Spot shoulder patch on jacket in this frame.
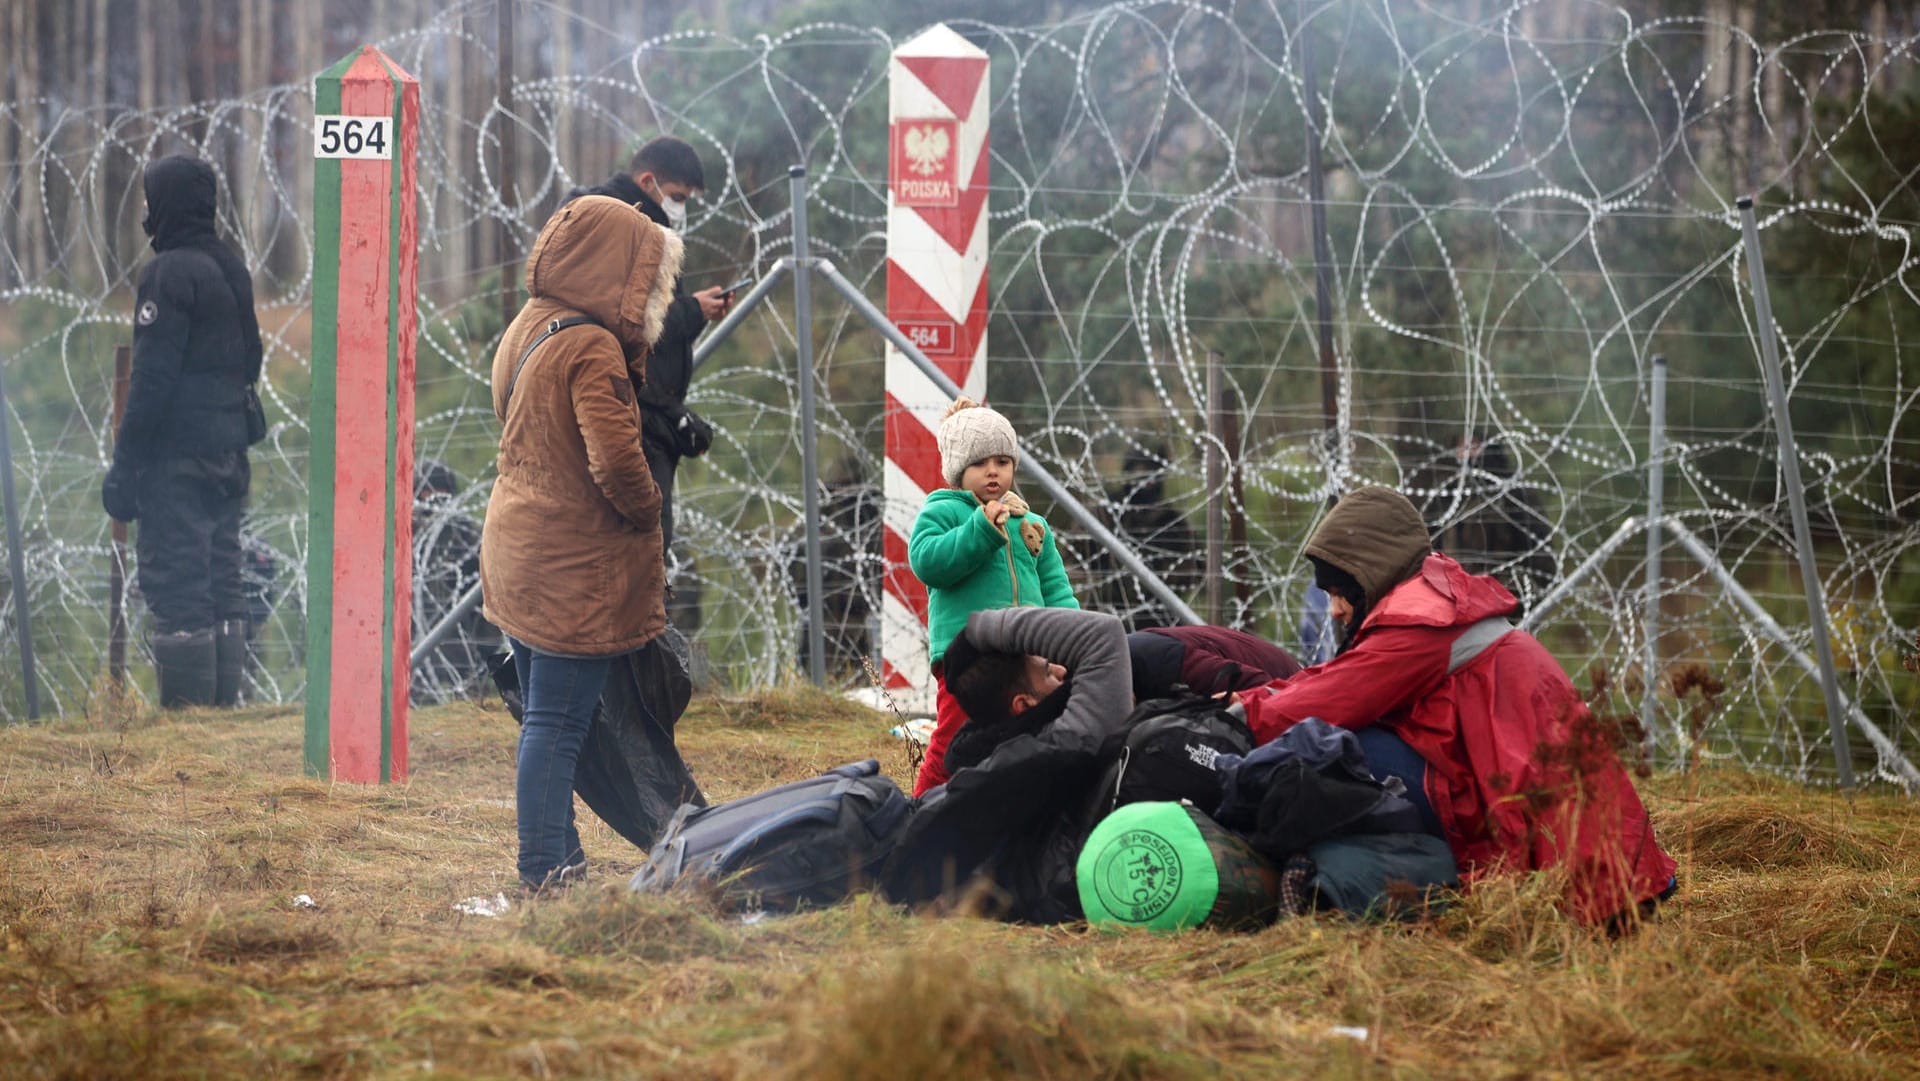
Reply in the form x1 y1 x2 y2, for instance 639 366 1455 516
609 375 634 405
136 300 159 326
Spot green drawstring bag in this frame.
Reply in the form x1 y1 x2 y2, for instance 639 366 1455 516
1077 802 1279 932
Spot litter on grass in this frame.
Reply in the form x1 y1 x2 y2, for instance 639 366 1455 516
887 718 935 745
455 893 514 917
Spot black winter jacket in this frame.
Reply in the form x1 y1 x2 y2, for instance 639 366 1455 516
120 155 261 463
561 172 708 458
884 608 1133 923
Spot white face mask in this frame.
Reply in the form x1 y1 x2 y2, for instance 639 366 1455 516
645 179 688 230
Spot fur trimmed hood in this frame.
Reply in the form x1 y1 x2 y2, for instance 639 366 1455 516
523 194 684 357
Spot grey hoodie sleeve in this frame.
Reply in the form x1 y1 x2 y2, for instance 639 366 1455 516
961 607 1132 756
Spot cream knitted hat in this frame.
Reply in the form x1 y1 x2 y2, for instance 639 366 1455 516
937 397 1019 488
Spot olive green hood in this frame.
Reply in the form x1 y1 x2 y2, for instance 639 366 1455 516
1303 486 1432 610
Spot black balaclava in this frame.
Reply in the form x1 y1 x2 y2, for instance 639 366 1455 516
142 155 220 252
1309 554 1368 653
1302 486 1434 655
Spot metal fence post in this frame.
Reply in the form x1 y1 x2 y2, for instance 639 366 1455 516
0 355 40 719
1736 195 1855 789
790 166 827 686
109 346 131 690
1205 350 1224 624
1642 353 1667 766
1662 520 1918 789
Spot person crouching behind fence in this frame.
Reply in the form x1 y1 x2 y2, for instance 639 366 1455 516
1229 486 1677 926
907 399 1082 796
480 195 682 894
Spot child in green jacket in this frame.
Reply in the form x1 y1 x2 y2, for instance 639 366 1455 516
908 398 1081 794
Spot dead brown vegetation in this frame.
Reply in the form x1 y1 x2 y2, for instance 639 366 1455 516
0 688 1914 1079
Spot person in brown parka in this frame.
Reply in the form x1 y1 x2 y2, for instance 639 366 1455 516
480 194 683 891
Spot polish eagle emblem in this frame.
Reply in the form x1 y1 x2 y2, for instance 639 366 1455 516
903 124 951 176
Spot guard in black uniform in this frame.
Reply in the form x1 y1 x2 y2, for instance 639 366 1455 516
102 154 264 707
563 135 728 553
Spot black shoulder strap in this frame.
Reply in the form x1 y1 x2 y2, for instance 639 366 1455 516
502 316 602 416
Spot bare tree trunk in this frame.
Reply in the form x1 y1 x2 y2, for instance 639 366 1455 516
447 12 471 295
189 0 218 137
57 0 83 290
301 1 325 98
1868 1 1888 85
0 3 15 291
295 0 325 286
1703 0 1733 194
60 0 78 105
18 0 47 280
236 0 266 262
265 0 300 288
100 0 139 285
93 0 108 107
556 2 575 184
498 0 518 332
1766 32 1792 194
1731 1 1754 194
93 0 111 287
139 0 158 118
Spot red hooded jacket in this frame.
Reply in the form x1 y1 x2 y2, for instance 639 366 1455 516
1244 489 1675 924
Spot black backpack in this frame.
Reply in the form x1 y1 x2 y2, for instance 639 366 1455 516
1105 692 1255 812
630 759 912 912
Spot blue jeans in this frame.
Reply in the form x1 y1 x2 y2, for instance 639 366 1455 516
510 636 613 888
1354 725 1444 839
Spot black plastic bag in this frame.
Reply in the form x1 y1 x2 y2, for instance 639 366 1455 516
491 628 706 852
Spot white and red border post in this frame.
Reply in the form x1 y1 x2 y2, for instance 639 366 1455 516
883 25 990 713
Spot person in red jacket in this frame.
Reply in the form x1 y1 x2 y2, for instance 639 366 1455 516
1234 486 1676 926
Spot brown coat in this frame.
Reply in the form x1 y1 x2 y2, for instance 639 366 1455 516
480 196 684 656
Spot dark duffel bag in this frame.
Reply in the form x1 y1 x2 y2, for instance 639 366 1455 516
631 759 911 913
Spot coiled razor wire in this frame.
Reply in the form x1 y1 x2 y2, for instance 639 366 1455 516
0 1 1916 789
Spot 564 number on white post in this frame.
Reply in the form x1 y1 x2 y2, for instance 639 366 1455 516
313 115 392 160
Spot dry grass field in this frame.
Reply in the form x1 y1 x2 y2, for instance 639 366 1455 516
2 685 1916 1079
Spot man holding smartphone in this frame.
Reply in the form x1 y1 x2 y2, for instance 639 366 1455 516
563 135 730 553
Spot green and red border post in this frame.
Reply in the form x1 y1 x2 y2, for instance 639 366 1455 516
305 46 419 783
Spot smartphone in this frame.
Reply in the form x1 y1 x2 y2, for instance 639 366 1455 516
721 275 754 297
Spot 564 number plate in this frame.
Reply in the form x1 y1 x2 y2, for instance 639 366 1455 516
313 115 393 160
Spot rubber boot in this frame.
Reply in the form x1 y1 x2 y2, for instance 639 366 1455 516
151 628 217 708
213 618 249 707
